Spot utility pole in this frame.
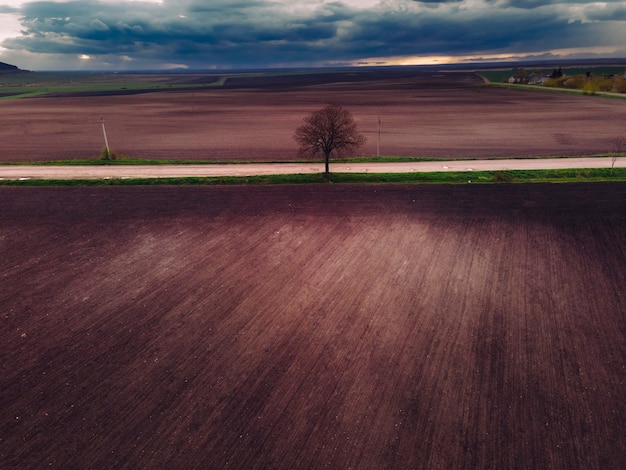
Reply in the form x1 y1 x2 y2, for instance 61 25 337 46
100 116 110 158
377 116 381 157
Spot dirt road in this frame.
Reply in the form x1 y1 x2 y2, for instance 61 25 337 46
0 157 623 180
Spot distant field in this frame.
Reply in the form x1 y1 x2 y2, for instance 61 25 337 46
0 71 226 99
2 68 626 162
1 183 625 469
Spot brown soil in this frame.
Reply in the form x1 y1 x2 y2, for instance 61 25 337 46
2 71 626 161
1 183 625 469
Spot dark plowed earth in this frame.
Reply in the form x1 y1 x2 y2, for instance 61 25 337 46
2 70 626 161
1 183 625 469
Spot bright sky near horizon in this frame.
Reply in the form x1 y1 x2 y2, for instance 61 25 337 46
0 0 625 71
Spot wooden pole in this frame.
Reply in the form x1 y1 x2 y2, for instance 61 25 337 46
377 116 381 157
100 116 110 157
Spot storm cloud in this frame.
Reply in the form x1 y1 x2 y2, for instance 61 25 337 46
0 0 624 70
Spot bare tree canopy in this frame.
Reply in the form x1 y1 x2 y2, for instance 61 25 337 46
294 104 366 176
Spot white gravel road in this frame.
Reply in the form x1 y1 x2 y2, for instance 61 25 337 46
0 157 624 180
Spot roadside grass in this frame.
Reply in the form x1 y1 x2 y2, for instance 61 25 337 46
2 167 625 186
1 153 620 166
330 167 626 184
335 156 453 163
1 155 444 166
0 157 324 166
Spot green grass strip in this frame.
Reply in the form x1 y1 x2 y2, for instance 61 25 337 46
328 168 626 184
2 154 620 166
3 157 327 166
1 168 625 186
0 174 327 186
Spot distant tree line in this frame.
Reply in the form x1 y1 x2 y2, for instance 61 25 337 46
507 65 626 94
550 67 563 79
544 73 626 94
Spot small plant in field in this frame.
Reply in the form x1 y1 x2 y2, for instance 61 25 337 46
610 137 625 174
100 147 121 161
494 171 514 182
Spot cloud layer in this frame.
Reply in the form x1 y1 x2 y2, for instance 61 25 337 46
1 0 625 70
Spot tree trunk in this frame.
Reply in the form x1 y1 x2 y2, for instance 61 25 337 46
324 151 330 178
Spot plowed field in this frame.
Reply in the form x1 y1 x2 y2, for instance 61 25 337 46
1 183 625 469
2 70 626 161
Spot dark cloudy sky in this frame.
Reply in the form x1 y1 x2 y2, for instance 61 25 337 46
0 0 624 70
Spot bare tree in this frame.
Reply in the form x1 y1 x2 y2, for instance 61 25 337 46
611 137 625 174
294 104 366 177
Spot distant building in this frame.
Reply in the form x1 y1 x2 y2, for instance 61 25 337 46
508 74 549 85
527 74 549 85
